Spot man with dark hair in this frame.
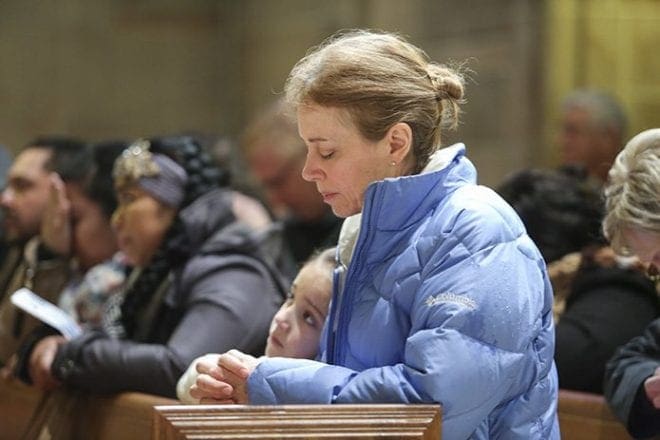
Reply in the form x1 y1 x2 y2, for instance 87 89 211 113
0 136 89 364
1 137 90 244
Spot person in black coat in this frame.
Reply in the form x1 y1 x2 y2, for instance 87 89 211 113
498 166 659 394
17 136 289 398
602 128 660 438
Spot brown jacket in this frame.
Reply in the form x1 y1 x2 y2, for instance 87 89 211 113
0 238 71 365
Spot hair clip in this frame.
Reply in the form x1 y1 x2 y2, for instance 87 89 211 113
113 139 161 188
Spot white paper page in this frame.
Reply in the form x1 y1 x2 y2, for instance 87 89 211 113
11 288 82 340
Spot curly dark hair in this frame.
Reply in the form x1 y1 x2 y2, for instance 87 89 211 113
497 166 605 263
119 135 230 338
85 140 129 218
23 136 91 182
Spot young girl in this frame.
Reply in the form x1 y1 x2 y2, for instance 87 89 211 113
177 248 334 404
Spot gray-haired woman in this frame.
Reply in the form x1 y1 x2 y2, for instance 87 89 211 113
603 128 660 439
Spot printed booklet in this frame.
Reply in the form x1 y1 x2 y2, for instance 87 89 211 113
11 288 82 339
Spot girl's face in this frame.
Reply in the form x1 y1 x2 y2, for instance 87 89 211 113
67 183 117 271
622 226 660 273
111 185 176 267
265 262 332 359
298 104 395 218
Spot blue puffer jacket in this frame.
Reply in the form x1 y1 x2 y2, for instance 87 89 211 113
248 144 559 439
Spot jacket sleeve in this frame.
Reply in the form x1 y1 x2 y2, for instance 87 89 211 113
51 262 279 398
555 272 659 393
604 318 660 438
0 240 71 365
249 235 556 439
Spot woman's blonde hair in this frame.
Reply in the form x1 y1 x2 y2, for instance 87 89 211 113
284 29 465 172
603 128 660 252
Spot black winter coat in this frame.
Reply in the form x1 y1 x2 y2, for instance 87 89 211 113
605 317 660 438
49 189 288 397
556 265 659 394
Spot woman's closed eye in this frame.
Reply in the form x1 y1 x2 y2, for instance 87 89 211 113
320 151 335 160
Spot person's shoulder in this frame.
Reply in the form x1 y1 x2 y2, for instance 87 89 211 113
428 184 524 247
180 227 285 290
182 244 257 277
452 184 519 220
175 250 278 308
645 317 660 337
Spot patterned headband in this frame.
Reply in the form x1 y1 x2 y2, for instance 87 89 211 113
113 139 188 208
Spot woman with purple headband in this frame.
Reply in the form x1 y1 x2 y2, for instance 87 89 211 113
18 135 288 398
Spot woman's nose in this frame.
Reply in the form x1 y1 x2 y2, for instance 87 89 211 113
301 153 323 182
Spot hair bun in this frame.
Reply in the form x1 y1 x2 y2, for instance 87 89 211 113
428 64 464 101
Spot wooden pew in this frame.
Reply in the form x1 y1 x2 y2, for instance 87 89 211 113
0 378 176 440
152 390 634 439
0 379 42 439
152 404 442 439
558 389 632 440
71 391 177 439
0 377 635 440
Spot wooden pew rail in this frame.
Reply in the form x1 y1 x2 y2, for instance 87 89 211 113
152 404 442 439
0 378 176 440
558 389 632 440
1 378 635 439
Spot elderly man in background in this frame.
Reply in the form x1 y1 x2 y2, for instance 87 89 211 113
558 88 627 183
241 99 341 265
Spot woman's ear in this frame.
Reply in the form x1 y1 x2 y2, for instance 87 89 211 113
386 122 413 164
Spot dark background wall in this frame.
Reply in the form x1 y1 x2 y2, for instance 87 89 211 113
0 0 657 186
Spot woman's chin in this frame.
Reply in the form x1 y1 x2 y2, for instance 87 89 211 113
330 205 359 218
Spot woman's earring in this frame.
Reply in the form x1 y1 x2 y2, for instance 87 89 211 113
390 161 397 166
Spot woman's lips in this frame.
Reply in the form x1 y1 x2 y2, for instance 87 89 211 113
321 192 337 203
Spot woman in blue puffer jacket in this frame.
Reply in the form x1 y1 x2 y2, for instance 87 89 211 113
191 29 560 439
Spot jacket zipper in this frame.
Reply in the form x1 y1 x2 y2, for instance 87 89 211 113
329 185 380 365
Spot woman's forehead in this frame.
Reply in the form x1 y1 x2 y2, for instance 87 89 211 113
621 226 660 262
